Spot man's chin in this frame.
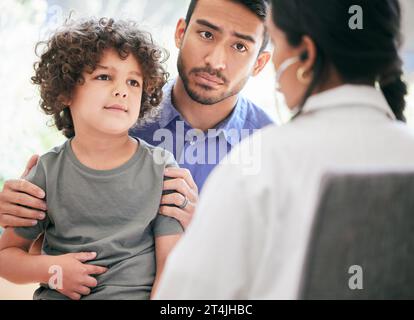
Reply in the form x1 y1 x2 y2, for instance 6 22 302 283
187 89 224 105
194 83 215 92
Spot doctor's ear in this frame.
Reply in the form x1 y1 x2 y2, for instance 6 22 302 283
300 35 317 71
300 51 309 61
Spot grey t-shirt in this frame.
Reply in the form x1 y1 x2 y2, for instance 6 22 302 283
14 138 183 300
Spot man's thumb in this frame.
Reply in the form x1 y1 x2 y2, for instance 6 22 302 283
21 154 40 178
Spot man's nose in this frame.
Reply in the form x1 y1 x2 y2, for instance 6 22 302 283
204 46 227 71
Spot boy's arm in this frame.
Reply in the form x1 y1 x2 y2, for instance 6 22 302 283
0 228 108 300
150 234 181 299
0 228 50 284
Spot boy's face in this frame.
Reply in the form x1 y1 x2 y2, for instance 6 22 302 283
67 48 143 136
175 0 269 105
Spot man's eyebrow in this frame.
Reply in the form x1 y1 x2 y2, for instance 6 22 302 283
195 19 222 32
233 32 256 44
195 19 256 44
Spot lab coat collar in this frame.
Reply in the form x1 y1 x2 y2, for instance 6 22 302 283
301 84 396 120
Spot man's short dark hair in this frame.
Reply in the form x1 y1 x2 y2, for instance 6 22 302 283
184 0 269 52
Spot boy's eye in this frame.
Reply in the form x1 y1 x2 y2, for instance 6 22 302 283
96 74 111 81
232 43 247 53
199 31 213 40
128 79 140 87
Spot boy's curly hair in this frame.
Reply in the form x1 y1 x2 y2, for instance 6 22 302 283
32 18 169 138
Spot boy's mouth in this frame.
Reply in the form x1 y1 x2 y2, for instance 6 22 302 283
104 104 128 112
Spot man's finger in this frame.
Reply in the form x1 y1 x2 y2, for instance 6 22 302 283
160 192 186 206
160 193 196 213
164 167 198 191
20 155 40 179
159 205 191 229
163 178 197 203
6 192 47 211
159 205 183 219
4 179 45 199
0 203 45 220
0 214 38 228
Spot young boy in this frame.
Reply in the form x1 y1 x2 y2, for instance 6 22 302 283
0 18 182 300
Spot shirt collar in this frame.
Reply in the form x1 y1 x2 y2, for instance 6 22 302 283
214 97 248 146
158 79 182 128
301 84 396 120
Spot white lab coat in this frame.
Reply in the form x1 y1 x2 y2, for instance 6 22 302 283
155 85 414 299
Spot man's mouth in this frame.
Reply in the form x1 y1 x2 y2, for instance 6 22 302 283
194 72 225 86
104 104 128 112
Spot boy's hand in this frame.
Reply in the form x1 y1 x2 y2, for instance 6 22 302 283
48 252 108 300
0 155 47 228
159 168 198 230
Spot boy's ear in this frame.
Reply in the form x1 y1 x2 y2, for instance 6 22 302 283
58 94 71 107
252 51 271 77
175 18 187 49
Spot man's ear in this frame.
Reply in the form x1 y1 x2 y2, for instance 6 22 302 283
175 18 187 49
252 51 271 77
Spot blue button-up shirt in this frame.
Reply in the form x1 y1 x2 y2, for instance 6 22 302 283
130 80 274 191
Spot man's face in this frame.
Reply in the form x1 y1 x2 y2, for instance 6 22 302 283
176 0 267 105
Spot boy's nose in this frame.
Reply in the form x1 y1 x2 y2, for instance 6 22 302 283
112 86 128 98
113 91 128 98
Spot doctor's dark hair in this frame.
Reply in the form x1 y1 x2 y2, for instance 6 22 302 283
271 0 407 121
32 18 169 138
185 0 270 52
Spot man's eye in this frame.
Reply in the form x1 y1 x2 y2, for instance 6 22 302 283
128 79 140 87
199 31 213 40
96 74 110 80
233 43 247 53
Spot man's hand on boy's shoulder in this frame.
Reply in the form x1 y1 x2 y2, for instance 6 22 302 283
159 167 198 230
0 155 47 228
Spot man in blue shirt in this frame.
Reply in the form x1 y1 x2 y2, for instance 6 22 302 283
131 0 273 228
0 0 273 231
